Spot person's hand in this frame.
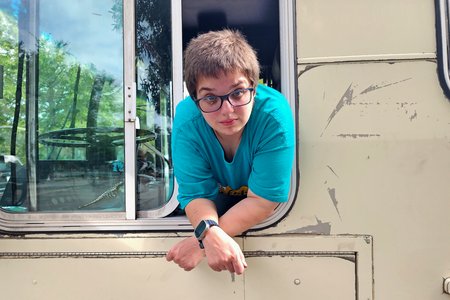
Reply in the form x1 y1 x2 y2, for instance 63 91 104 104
166 236 205 271
202 226 247 275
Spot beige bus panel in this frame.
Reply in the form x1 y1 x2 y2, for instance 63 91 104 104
297 0 435 63
0 236 244 300
267 1 448 298
286 60 450 300
0 234 371 300
244 235 372 300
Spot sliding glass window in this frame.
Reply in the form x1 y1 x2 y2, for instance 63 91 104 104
0 0 126 212
0 0 176 217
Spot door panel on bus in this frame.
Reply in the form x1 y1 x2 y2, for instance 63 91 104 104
0 234 372 300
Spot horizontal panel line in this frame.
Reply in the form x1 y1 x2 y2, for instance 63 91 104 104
0 250 356 259
298 52 436 65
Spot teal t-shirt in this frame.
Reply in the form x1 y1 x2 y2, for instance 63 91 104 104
172 84 295 209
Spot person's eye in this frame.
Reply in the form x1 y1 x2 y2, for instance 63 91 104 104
231 89 245 99
203 96 218 104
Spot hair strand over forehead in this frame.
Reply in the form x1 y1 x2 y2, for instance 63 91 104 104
184 29 260 98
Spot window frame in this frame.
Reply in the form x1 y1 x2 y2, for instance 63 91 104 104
0 0 298 232
436 0 450 99
251 0 298 230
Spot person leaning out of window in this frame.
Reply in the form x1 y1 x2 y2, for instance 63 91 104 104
166 29 295 275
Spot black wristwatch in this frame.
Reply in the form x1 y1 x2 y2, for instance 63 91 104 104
194 219 219 249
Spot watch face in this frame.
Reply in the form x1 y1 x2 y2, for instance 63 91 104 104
194 220 207 239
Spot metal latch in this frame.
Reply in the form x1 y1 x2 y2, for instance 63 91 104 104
125 83 136 122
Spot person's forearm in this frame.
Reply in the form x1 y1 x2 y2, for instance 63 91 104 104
219 192 278 237
184 193 278 237
185 198 219 228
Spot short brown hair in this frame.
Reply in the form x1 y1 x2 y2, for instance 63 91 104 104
184 29 260 99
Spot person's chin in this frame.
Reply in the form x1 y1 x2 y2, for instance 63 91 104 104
216 125 241 136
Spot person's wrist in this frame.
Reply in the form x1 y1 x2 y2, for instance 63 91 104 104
202 225 222 244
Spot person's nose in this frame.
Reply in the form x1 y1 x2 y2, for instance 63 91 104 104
220 98 235 113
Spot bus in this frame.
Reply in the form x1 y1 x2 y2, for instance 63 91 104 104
0 0 449 299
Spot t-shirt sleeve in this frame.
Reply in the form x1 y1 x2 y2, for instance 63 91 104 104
248 99 295 203
172 126 218 209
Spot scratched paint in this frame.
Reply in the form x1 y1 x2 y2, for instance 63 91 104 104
321 83 354 135
337 134 381 138
360 78 412 94
409 110 418 121
327 165 340 178
322 78 413 136
285 217 331 234
327 187 342 220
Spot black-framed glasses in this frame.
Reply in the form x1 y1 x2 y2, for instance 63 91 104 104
194 88 255 113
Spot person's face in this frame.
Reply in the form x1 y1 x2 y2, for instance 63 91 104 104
195 71 254 140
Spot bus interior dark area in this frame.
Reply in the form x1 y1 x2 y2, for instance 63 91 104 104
182 0 281 90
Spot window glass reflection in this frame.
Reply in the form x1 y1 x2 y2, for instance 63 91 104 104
135 0 174 211
0 0 125 212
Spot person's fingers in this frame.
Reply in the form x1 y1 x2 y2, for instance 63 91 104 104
210 265 223 272
208 259 228 272
225 262 235 273
232 258 245 275
241 252 248 268
166 249 174 261
183 266 194 271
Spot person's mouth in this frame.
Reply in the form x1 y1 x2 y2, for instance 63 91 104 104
220 119 236 126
